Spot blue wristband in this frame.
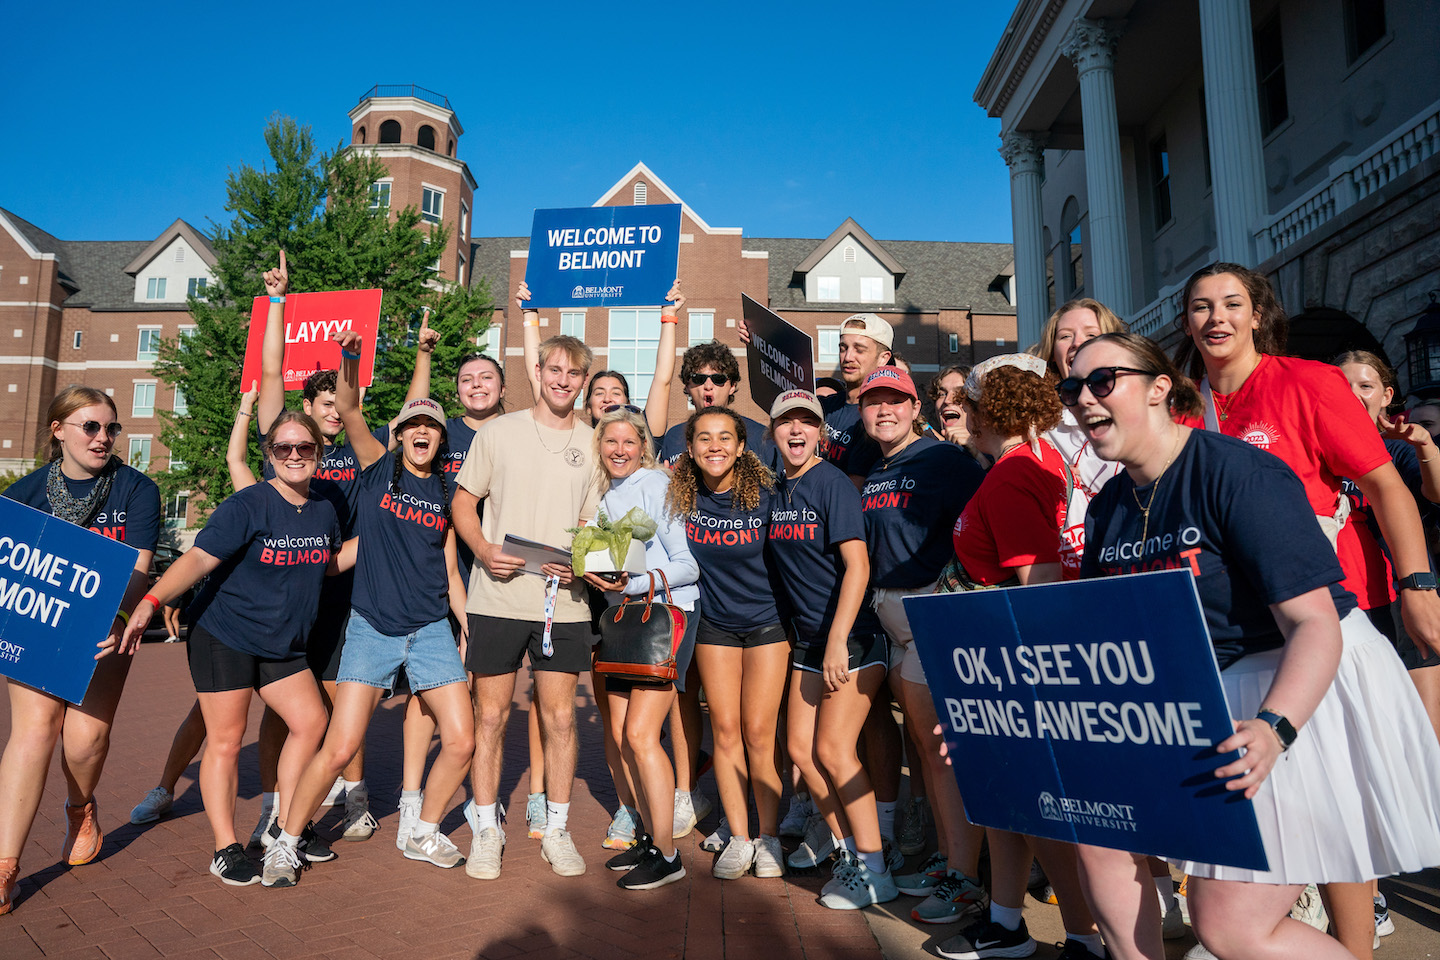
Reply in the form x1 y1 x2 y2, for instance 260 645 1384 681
340 348 361 361
269 295 286 303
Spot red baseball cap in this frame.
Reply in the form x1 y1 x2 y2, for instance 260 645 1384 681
857 365 918 401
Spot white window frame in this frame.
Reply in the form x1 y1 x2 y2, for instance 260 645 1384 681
948 333 960 354
460 201 469 240
859 277 883 303
559 311 586 339
816 276 840 302
817 326 841 365
173 384 188 415
137 327 162 362
688 310 714 345
186 277 208 300
128 436 152 472
607 308 662 401
421 184 445 223
145 277 167 300
132 381 156 418
480 324 502 361
163 492 189 528
72 331 82 349
370 179 392 211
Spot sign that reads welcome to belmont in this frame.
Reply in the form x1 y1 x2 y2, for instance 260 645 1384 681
241 289 383 391
903 569 1268 871
524 204 682 308
0 497 140 704
741 295 814 412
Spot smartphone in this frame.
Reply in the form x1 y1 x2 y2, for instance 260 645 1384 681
596 571 626 583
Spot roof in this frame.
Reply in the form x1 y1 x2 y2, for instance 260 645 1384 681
794 218 906 278
470 236 525 308
121 219 217 275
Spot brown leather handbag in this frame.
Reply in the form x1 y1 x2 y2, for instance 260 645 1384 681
593 571 687 683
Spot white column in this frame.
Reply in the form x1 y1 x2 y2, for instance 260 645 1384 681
1000 132 1049 349
1200 0 1267 263
1061 18 1133 316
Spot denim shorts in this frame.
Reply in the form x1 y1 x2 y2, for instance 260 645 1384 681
335 612 466 694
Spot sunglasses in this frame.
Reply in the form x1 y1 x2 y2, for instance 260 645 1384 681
270 441 318 460
65 420 123 440
689 373 731 387
1056 367 1155 407
603 404 644 415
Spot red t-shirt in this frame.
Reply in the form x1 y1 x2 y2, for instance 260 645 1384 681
952 441 1070 585
1206 354 1392 607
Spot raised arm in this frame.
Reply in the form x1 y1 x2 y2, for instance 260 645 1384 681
518 281 543 405
257 251 289 435
331 329 387 469
1382 414 1440 504
227 382 260 491
405 307 438 405
643 280 683 439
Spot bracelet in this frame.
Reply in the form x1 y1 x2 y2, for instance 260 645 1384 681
340 348 361 361
661 316 678 325
522 319 539 328
113 608 130 626
237 410 252 418
1423 456 1436 464
269 295 286 303
142 593 161 609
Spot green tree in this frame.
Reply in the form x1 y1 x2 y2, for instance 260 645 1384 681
154 115 492 520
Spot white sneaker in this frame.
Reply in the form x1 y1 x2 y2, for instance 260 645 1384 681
700 817 732 854
321 777 346 808
341 786 376 842
778 795 811 838
752 835 785 878
1183 944 1217 960
787 815 835 869
1290 883 1329 932
395 793 423 851
540 829 586 877
713 837 756 880
690 791 713 825
130 787 173 825
673 791 698 839
404 830 464 868
261 839 303 888
250 806 277 849
466 824 504 880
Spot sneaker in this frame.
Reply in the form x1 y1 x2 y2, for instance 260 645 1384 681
249 805 276 849
820 852 899 909
130 787 174 825
1290 883 1328 931
713 837 756 880
786 815 835 869
261 839 303 888
673 791 699 839
541 829 586 877
0 857 16 916
1026 859 1047 890
607 834 654 871
321 777 346 808
617 846 686 890
690 791 714 825
63 798 102 865
209 843 260 886
341 787 377 842
935 917 1037 959
466 825 505 880
700 818 731 854
395 794 423 851
1162 899 1185 939
603 806 638 851
896 852 949 896
1182 944 1217 960
752 835 785 878
911 873 988 924
525 792 547 840
778 795 811 838
898 796 929 856
883 839 904 874
1055 939 1105 959
265 820 336 863
1375 893 1395 937
404 830 465 868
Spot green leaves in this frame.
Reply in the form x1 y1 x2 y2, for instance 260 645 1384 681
567 506 658 576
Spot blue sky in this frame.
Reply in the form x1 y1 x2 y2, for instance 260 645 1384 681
4 2 1017 247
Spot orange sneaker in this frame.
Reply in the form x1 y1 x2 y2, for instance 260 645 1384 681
0 857 18 915
64 799 103 865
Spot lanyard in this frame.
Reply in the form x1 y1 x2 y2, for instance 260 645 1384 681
541 575 559 658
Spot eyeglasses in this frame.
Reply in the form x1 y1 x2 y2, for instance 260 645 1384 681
603 404 644 415
64 420 123 440
689 373 731 387
1056 367 1155 406
270 441 318 460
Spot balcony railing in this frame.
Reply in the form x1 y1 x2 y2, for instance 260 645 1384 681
357 84 452 110
1130 283 1189 341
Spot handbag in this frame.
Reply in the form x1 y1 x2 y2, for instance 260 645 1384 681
593 570 687 683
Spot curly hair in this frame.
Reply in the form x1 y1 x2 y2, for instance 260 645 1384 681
1174 262 1288 381
665 408 774 517
680 341 741 386
45 386 118 461
393 418 451 525
1033 298 1129 376
303 369 338 402
1074 332 1204 420
968 366 1063 439
592 408 658 491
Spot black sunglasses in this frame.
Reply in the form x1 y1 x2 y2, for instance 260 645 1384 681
689 373 730 387
1056 367 1155 406
603 404 644 415
65 420 123 440
270 441 318 460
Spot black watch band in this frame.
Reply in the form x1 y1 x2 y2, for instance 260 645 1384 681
1256 710 1297 751
1399 571 1438 591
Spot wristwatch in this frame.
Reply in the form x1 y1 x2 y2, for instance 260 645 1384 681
1398 571 1438 592
1256 710 1297 751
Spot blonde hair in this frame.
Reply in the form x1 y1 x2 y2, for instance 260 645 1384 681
45 386 118 461
539 335 594 374
592 408 658 488
1032 298 1129 376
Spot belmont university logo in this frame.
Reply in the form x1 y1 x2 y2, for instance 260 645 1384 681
1037 791 1138 832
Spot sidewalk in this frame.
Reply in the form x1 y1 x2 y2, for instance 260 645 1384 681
2 643 1437 959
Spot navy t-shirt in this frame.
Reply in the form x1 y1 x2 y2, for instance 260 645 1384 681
658 414 782 473
769 460 882 641
351 451 452 635
1081 430 1356 669
821 394 881 478
685 482 782 631
441 416 482 582
5 461 161 550
260 429 369 537
188 483 342 659
861 436 984 588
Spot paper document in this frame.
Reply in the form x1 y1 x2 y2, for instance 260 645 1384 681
502 535 572 576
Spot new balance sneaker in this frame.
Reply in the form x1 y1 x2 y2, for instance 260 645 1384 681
712 837 755 880
786 815 835 869
404 830 465 868
396 793 423 851
265 821 335 862
249 805 276 849
130 787 174 825
911 873 988 924
525 792 547 840
341 786 377 842
778 795 811 838
209 843 260 886
466 825 505 880
617 846 686 890
540 829 586 876
673 791 699 839
63 798 102 866
321 777 346 808
700 817 731 854
897 796 929 856
603 805 638 851
1290 883 1328 931
752 835 785 878
261 839 303 888
1182 944 1217 960
935 917 1037 959
1162 899 1186 940
819 853 899 909
896 852 949 896
1055 939 1106 959
607 834 654 871
883 839 905 874
1375 892 1395 937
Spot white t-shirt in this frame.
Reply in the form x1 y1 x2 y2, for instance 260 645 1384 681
1046 408 1124 570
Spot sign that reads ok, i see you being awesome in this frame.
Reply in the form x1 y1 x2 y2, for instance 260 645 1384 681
524 204 682 308
0 497 140 704
903 569 1268 871
240 289 383 391
741 295 814 412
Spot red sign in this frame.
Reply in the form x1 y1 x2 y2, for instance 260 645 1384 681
240 289 382 390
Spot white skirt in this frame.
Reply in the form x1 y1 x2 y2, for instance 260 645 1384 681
1178 608 1440 884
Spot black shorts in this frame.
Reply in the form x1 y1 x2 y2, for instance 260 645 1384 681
792 629 889 674
465 614 594 675
695 619 787 649
188 623 310 694
305 571 355 682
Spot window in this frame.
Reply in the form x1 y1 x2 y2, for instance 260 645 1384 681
859 277 883 303
816 277 840 301
1345 0 1386 63
1150 135 1173 229
173 385 188 415
369 181 391 210
1067 224 1084 296
128 437 151 472
164 494 188 528
817 327 841 365
948 333 960 354
379 119 401 143
560 311 585 338
479 324 502 361
688 311 714 345
186 277 207 299
357 125 366 144
634 182 648 205
422 186 444 223
1254 14 1288 136
417 125 436 150
137 328 162 361
132 382 156 418
169 457 185 473
607 309 662 399
422 239 439 273
457 254 465 285
72 331 82 349
145 277 167 300
460 202 469 240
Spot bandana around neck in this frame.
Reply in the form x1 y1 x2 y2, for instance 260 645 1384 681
46 455 120 527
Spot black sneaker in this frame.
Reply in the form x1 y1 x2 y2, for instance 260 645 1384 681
617 846 686 890
209 843 261 886
1054 939 1105 960
935 917 1036 959
607 833 654 871
265 820 337 863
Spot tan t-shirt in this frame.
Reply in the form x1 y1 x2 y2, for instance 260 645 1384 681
456 409 600 622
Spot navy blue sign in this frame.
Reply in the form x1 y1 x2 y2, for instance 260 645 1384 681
0 497 139 704
525 204 683 308
903 569 1267 871
742 295 815 412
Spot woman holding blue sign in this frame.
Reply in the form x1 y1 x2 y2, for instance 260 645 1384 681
1065 332 1440 960
0 386 161 914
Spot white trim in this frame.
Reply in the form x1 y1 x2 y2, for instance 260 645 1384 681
510 250 529 259
347 143 478 191
0 300 63 310
590 162 742 235
740 251 769 259
0 355 57 368
0 211 58 261
348 97 463 137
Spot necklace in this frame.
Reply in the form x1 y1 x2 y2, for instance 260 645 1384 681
1211 389 1236 423
997 438 1026 460
782 457 819 507
532 412 579 456
1131 429 1183 550
879 435 917 471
